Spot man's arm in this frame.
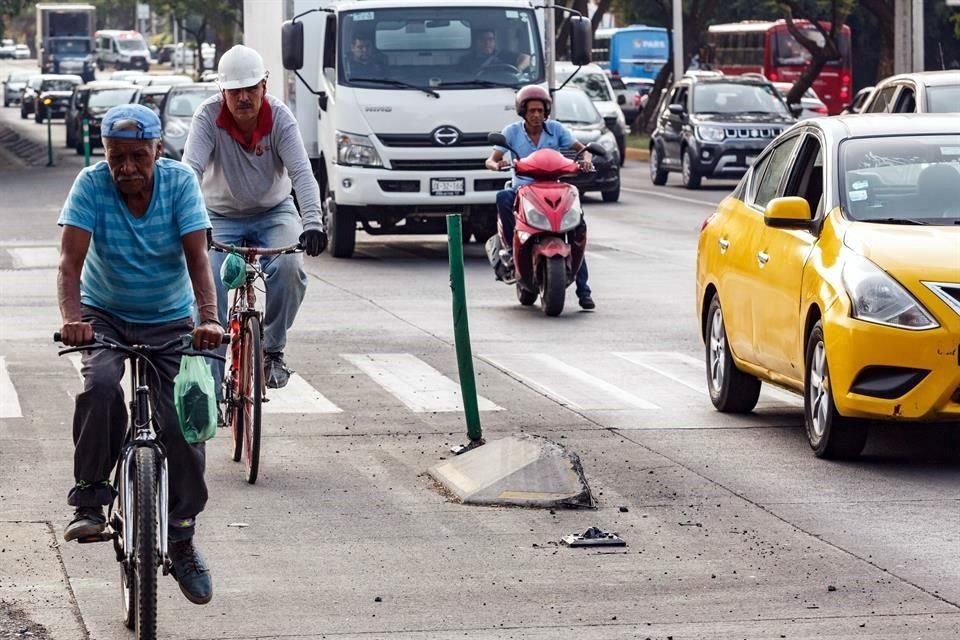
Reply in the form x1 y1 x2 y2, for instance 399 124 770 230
58 226 93 346
275 105 323 232
485 148 509 171
181 105 216 184
182 229 224 347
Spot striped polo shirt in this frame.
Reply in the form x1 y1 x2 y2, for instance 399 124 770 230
58 158 211 324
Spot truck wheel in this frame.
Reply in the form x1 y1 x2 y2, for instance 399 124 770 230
325 197 356 259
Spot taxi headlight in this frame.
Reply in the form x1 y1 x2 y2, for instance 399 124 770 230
337 131 382 168
521 197 552 231
841 255 938 330
697 126 725 142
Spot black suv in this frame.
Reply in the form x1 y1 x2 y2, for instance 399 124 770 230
649 73 796 189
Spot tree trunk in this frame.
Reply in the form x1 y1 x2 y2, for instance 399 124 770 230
637 58 673 135
859 0 894 80
555 0 588 60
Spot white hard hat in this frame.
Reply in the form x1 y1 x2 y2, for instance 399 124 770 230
217 45 268 90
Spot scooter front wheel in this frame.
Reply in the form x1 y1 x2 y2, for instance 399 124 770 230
539 255 566 317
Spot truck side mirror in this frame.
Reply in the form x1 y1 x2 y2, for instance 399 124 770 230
617 94 626 106
281 20 304 71
569 16 592 66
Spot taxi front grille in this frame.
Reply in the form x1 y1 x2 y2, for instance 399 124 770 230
923 282 960 317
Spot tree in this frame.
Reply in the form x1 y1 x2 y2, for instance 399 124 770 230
147 0 243 71
857 0 893 80
0 0 28 39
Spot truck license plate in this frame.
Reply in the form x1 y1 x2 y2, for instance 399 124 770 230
431 178 465 196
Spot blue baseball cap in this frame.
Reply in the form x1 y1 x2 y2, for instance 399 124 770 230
101 103 162 140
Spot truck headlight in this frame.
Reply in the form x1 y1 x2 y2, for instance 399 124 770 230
336 131 382 168
841 255 938 330
521 197 551 231
697 126 725 142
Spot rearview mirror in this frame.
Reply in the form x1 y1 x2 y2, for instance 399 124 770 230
617 94 626 106
487 132 507 147
585 141 606 158
569 16 592 66
668 103 685 116
281 20 304 71
764 196 812 228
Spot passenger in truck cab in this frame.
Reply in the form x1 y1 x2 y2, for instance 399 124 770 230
345 35 385 79
459 28 530 73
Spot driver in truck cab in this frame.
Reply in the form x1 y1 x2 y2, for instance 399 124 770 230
485 85 596 310
345 34 385 79
459 28 530 74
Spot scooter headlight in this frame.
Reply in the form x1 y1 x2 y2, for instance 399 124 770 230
521 197 552 231
558 193 583 232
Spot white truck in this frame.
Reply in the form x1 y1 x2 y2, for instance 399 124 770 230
246 0 590 257
36 3 97 82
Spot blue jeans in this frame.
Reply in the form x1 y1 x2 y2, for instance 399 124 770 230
496 188 591 298
207 197 308 396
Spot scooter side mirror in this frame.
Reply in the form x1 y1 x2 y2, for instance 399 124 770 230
487 132 508 147
584 141 606 158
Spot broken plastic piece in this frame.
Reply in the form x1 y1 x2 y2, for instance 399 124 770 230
561 526 626 547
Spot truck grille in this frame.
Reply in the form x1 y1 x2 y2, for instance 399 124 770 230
378 133 490 147
390 158 487 172
724 127 784 140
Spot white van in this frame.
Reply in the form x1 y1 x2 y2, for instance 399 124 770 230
95 30 150 71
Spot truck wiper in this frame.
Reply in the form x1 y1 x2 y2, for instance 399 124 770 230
869 217 928 225
350 78 439 98
437 79 518 89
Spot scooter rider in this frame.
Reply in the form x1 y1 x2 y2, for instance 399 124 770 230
485 85 595 310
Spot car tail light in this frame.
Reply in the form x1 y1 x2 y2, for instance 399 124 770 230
768 71 779 82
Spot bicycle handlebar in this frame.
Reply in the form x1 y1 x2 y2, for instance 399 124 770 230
54 332 229 362
208 238 303 257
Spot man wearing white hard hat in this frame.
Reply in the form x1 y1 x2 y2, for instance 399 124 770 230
183 44 326 392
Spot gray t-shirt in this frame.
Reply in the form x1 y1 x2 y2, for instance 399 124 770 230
182 94 322 231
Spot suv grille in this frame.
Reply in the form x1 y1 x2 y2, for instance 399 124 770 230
724 127 783 140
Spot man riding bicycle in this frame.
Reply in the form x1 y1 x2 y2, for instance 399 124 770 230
182 45 327 392
58 103 223 605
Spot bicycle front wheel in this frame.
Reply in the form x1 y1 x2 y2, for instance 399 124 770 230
133 446 158 640
227 326 244 463
242 316 264 484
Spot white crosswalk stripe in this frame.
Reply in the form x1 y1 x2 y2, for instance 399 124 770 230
483 353 660 410
7 247 60 269
343 353 502 413
0 357 23 418
263 374 341 414
614 351 803 407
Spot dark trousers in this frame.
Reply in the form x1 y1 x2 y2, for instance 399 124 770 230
496 188 591 297
68 305 207 542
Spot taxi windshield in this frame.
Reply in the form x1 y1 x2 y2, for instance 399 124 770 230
841 135 960 224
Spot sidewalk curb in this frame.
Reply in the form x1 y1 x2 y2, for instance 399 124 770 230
626 147 650 162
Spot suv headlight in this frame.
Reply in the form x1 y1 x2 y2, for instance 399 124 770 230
598 132 616 154
697 126 725 142
337 131 382 168
558 193 583 232
841 255 938 330
521 196 552 231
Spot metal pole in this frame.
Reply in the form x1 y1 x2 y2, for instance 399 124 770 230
45 104 54 167
672 0 684 82
82 118 90 167
911 0 924 71
445 214 483 445
545 0 555 91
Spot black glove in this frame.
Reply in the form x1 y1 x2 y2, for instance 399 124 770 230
299 228 328 257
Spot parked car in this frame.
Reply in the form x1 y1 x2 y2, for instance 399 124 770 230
0 39 16 59
3 71 34 107
556 62 627 166
136 84 171 116
65 81 138 152
160 83 218 159
33 74 83 123
842 86 873 114
110 70 147 83
697 114 960 459
858 70 960 114
94 30 150 71
552 87 621 202
14 44 30 60
19 75 44 118
607 74 639 129
649 72 795 189
772 82 829 119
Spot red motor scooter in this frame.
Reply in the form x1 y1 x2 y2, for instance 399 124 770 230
486 132 605 316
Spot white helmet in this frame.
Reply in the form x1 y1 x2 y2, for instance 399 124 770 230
217 45 268 90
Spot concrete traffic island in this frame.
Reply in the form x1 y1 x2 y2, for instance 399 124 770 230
428 433 595 509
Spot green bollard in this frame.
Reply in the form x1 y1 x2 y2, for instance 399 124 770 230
82 118 90 166
44 100 53 167
446 214 483 447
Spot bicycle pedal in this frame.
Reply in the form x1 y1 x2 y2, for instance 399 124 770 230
76 530 116 544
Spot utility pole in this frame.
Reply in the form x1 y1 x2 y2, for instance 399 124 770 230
894 0 924 73
672 0 684 82
545 0 555 91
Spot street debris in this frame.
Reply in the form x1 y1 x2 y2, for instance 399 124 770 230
561 526 626 547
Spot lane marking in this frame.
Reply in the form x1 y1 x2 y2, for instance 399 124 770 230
7 247 60 269
483 353 659 410
621 186 721 207
0 357 23 418
263 373 341 414
343 353 502 413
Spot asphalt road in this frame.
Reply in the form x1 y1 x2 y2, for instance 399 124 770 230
1 57 958 640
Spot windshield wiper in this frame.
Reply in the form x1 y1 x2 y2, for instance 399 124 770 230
438 79 518 89
868 217 928 226
350 78 439 99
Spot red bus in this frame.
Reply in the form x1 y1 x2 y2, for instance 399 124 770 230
706 20 852 115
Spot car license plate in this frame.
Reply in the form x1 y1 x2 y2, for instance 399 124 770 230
431 177 464 196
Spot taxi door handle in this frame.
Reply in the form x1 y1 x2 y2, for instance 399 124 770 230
757 251 770 265
718 238 730 253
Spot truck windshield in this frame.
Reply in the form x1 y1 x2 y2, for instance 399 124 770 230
339 7 543 89
117 38 148 52
49 39 91 54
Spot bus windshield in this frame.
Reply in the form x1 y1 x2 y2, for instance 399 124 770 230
339 7 543 89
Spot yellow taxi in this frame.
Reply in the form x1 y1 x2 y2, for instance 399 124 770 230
696 115 960 459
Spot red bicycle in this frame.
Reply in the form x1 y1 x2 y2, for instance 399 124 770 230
210 239 302 484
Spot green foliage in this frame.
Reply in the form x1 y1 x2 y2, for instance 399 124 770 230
0 0 28 38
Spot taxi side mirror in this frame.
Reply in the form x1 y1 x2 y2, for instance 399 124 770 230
764 196 812 229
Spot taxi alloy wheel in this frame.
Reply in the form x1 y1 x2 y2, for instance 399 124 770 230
705 295 760 413
803 321 868 459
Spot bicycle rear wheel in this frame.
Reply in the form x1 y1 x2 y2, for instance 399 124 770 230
133 446 158 640
242 316 264 484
